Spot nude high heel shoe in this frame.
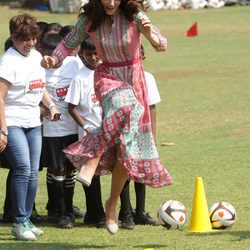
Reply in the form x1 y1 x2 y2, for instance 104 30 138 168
105 199 118 234
75 173 91 187
75 166 92 187
106 223 118 235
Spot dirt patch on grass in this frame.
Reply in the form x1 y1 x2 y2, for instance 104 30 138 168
228 129 250 138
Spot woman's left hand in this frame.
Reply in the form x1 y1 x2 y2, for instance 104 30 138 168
140 17 161 49
85 127 92 135
140 17 153 39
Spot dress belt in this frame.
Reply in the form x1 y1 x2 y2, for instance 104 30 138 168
102 58 141 67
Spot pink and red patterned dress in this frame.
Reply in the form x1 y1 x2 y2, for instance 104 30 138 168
54 11 173 187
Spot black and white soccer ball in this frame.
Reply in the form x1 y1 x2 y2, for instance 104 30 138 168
210 201 236 229
157 200 187 229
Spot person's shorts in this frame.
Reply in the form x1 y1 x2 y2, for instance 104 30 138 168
40 134 78 170
0 153 12 169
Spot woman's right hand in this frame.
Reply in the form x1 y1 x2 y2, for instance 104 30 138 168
85 127 92 135
41 56 56 69
0 134 7 152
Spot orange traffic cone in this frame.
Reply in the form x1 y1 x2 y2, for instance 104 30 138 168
184 22 198 37
188 177 213 232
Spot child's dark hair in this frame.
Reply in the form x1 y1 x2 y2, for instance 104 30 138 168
45 22 62 34
36 21 48 44
59 25 75 38
80 39 96 51
37 21 48 34
41 34 63 51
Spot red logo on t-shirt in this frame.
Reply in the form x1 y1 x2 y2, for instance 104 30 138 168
56 86 69 97
29 79 45 90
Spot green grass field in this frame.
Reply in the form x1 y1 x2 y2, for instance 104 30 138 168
0 5 250 250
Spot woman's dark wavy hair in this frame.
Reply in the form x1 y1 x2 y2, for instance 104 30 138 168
78 0 148 32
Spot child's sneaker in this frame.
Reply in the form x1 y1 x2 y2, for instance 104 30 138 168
73 206 85 218
26 219 44 237
11 222 36 241
30 208 43 223
57 215 75 229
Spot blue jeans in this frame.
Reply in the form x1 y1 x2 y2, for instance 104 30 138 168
4 126 42 223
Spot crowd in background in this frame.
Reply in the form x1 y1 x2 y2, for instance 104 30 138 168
1 0 249 12
147 0 250 10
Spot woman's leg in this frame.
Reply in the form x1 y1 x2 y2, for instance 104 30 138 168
4 126 36 223
4 126 42 240
25 126 42 219
106 146 128 234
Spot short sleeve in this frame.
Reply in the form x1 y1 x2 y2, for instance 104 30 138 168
0 57 15 84
145 72 161 105
65 77 81 105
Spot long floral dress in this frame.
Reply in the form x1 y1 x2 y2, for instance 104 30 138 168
54 11 173 187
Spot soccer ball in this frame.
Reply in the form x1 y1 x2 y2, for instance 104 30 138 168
210 201 236 229
157 200 187 229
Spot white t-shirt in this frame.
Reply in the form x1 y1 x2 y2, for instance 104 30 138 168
43 56 83 137
0 48 46 128
65 64 102 140
144 71 161 106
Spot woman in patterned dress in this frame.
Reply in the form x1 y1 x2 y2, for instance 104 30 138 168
41 0 172 234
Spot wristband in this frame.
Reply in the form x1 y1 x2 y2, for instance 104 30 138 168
82 124 89 131
48 103 55 110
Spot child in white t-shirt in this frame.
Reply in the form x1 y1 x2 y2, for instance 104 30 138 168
40 33 82 228
65 39 105 228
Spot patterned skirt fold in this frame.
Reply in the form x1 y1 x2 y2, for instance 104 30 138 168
63 85 173 187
